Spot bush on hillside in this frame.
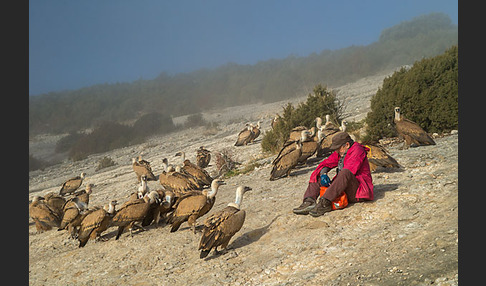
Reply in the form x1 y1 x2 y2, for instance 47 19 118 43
364 45 458 142
68 121 137 161
261 84 346 153
132 111 176 138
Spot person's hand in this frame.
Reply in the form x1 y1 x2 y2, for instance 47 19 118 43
320 173 331 187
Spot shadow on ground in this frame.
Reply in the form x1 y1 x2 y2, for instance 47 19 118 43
202 214 281 261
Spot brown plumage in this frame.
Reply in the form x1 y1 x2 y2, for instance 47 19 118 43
137 154 152 169
288 126 308 142
297 128 319 165
111 191 160 240
271 115 282 129
249 121 261 143
199 186 252 259
132 157 157 182
59 172 86 196
317 120 347 157
364 144 401 172
29 196 62 233
150 189 176 225
168 179 225 234
58 197 89 238
321 114 340 136
234 124 254 146
196 146 211 168
176 151 213 188
44 192 66 219
394 107 436 148
159 160 202 197
270 140 302 181
71 183 94 205
77 200 118 247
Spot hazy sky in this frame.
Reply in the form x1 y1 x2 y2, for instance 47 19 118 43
29 0 458 96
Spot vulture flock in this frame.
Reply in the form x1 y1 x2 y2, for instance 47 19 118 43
30 149 252 259
30 107 435 258
268 107 435 180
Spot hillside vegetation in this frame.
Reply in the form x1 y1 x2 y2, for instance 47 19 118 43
364 45 458 142
29 13 457 136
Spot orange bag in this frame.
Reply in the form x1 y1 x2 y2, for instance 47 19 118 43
319 186 348 210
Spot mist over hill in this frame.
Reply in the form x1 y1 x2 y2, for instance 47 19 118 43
29 13 457 136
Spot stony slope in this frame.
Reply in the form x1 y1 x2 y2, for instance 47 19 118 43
29 68 458 286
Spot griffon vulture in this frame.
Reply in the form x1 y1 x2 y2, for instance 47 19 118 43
58 197 89 238
175 151 213 188
77 200 118 247
132 157 157 182
159 159 201 197
270 140 302 181
364 144 401 172
29 196 62 233
198 185 252 258
59 172 86 196
234 124 254 146
196 146 211 168
394 106 436 148
111 191 160 240
297 128 319 165
249 121 261 143
168 179 226 234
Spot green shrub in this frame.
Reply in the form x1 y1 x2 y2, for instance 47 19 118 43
261 84 345 153
365 45 458 142
132 111 175 138
68 121 136 161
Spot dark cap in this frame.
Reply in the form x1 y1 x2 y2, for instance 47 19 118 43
329 132 353 150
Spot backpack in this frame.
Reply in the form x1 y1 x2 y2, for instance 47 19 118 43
319 186 348 210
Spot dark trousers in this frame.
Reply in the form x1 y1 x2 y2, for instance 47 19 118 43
303 169 360 203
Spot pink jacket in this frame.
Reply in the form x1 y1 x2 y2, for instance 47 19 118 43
309 142 374 200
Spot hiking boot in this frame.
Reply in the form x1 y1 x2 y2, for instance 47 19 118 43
309 197 333 217
293 197 316 215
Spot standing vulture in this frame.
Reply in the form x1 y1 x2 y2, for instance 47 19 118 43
297 128 319 165
159 159 201 197
175 151 213 188
196 146 211 168
321 114 340 136
168 179 226 234
59 172 86 196
270 140 302 181
234 124 254 146
198 185 252 259
44 193 66 219
132 157 157 182
249 121 261 143
271 115 282 130
394 106 436 148
58 197 89 238
29 196 62 233
111 191 160 240
72 183 94 205
137 154 152 169
77 200 118 247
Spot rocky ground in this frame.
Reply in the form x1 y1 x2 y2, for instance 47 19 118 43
29 68 458 285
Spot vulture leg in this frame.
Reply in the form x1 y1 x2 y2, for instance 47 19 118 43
115 226 125 240
188 215 198 234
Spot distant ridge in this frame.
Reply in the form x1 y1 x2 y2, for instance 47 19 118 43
29 13 457 135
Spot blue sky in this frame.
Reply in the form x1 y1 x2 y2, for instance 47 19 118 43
29 0 458 96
